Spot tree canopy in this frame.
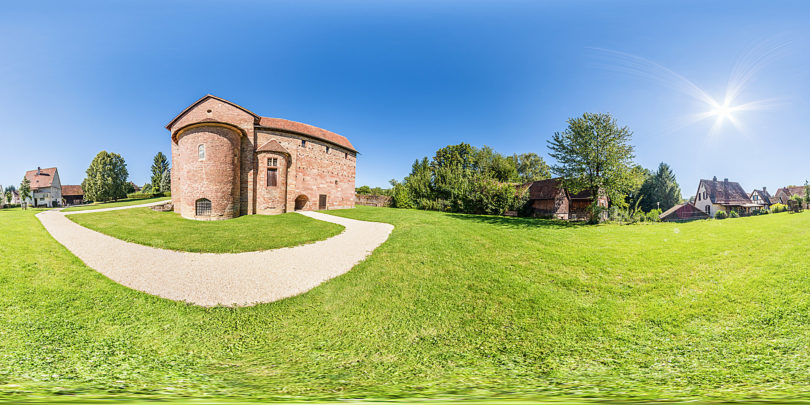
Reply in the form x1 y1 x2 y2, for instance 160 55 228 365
19 177 31 209
636 162 682 212
82 151 129 202
548 112 636 209
390 143 546 214
151 152 170 189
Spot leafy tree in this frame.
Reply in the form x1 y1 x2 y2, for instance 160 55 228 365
548 112 636 221
356 185 372 195
389 179 414 209
125 181 137 194
636 162 682 212
151 152 170 188
512 153 551 183
19 177 31 210
160 169 171 192
83 151 129 202
4 190 11 205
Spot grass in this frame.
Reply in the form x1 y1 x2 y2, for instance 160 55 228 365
61 196 171 212
66 208 344 253
2 206 810 402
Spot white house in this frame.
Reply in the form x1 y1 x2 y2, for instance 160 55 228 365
694 177 757 217
24 167 62 208
750 187 772 208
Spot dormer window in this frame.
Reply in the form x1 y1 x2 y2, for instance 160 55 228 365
198 144 205 160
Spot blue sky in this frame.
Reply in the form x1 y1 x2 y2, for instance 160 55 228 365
2 0 809 198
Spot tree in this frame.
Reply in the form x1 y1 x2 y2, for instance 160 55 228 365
160 169 171 192
513 153 551 183
151 152 170 188
356 185 372 195
142 183 152 193
4 190 10 205
125 181 137 194
83 151 129 202
19 177 31 210
636 162 682 212
548 112 636 220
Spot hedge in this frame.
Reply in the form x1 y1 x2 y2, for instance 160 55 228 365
126 191 171 199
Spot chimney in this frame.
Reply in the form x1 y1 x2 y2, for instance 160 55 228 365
37 166 40 175
724 178 728 183
713 176 717 182
763 186 767 192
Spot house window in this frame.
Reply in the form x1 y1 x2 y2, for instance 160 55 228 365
267 168 278 187
345 152 348 159
195 198 211 216
705 205 710 213
302 140 306 147
198 144 205 160
326 146 330 154
267 157 278 167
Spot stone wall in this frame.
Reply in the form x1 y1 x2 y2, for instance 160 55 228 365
355 194 391 207
255 129 356 212
169 96 356 219
175 125 241 220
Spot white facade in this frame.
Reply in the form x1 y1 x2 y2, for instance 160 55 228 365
694 183 723 218
25 169 62 207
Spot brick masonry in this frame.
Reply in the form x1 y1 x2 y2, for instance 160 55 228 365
168 95 356 220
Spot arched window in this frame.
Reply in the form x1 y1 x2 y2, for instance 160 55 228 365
198 144 205 160
196 198 211 216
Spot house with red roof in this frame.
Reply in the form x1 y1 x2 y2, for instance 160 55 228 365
773 186 809 209
694 176 757 218
167 95 356 220
24 167 62 207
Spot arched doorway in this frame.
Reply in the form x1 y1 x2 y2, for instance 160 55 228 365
294 195 308 211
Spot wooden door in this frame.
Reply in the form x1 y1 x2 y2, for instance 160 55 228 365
318 194 327 210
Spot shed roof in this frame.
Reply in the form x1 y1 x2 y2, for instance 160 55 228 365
62 185 83 196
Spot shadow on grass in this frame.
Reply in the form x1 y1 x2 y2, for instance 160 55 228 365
447 212 589 230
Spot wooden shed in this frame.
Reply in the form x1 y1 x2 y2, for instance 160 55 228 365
659 203 710 222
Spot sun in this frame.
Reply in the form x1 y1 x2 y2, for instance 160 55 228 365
711 102 734 122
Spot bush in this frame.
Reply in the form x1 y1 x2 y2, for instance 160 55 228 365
647 208 662 222
771 203 788 213
729 210 739 218
126 191 168 199
715 210 728 220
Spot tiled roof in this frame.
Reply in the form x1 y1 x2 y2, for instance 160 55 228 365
62 185 83 196
256 140 290 155
166 95 357 152
24 167 57 189
524 178 596 200
699 178 753 205
258 117 356 152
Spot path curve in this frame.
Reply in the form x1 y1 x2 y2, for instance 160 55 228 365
37 207 393 307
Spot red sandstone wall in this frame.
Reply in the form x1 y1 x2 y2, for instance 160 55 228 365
256 152 288 215
168 97 257 219
169 96 356 218
255 129 356 212
176 126 241 220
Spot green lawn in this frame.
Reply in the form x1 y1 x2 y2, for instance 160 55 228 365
2 206 810 402
61 196 171 212
67 208 344 253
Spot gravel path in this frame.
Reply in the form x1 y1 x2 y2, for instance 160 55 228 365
37 208 393 307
